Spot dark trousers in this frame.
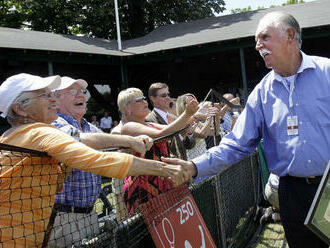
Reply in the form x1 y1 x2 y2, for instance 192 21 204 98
279 176 328 248
101 128 111 133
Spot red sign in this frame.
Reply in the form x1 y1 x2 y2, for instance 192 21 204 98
139 185 216 248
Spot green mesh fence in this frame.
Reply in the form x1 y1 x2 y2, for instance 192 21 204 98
215 153 260 248
190 176 222 247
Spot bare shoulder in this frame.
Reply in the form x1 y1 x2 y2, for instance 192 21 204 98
121 121 145 135
145 111 155 122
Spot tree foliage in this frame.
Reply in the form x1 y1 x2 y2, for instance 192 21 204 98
0 0 225 39
231 6 252 14
0 0 25 28
230 0 305 14
282 0 305 6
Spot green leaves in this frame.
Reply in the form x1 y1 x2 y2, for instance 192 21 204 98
0 0 225 39
0 0 26 28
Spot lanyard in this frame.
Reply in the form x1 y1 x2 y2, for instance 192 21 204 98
282 75 296 115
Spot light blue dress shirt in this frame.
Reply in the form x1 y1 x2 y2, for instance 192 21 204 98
193 52 330 178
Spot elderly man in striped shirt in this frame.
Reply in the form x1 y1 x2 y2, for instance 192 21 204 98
48 76 152 247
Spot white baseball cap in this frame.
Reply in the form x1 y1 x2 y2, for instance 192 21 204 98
56 76 88 91
0 73 61 117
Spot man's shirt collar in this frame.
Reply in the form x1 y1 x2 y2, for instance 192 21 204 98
153 107 170 123
57 112 89 131
272 51 316 82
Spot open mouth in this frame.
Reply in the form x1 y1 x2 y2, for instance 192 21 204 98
74 101 84 106
259 48 271 59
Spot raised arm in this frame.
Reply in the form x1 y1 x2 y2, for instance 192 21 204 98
121 98 199 138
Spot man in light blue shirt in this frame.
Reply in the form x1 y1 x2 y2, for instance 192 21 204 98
164 11 330 248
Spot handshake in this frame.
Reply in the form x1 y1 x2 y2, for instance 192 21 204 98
127 135 197 187
160 157 198 187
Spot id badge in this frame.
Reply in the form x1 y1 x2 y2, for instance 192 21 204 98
287 116 298 136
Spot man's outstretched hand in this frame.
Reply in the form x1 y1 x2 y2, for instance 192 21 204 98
161 157 198 182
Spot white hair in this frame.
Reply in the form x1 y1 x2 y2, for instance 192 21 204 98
260 11 302 48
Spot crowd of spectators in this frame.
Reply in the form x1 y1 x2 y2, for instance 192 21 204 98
1 10 329 248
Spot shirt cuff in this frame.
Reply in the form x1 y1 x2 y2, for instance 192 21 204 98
190 161 198 179
191 152 211 179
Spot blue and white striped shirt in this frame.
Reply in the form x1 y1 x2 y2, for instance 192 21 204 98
221 112 232 134
52 113 103 207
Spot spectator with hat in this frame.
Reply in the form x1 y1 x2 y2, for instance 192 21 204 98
0 73 187 247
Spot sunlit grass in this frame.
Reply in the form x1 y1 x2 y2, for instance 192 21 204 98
252 223 288 248
94 182 116 215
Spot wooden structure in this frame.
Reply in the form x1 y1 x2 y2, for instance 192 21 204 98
1 0 330 118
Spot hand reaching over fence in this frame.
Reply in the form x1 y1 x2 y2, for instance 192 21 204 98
128 135 153 157
126 156 186 186
161 157 198 181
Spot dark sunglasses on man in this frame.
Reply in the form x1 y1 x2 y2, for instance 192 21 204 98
158 93 170 98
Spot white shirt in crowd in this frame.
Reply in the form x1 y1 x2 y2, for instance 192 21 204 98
154 107 171 124
100 116 113 129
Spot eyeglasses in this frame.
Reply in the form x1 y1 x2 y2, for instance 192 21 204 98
20 91 59 104
135 96 147 102
63 88 88 97
157 93 170 98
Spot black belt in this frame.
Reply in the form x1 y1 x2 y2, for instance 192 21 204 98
54 204 94 214
285 175 322 185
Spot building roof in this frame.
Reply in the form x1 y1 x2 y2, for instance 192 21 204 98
0 0 329 56
124 0 330 54
0 27 124 56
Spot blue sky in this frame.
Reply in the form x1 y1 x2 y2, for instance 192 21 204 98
221 0 316 15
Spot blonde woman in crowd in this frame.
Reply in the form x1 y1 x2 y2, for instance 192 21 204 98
117 88 198 214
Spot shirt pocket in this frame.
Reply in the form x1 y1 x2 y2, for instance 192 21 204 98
315 95 330 123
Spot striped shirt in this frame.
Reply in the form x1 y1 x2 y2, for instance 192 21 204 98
52 113 103 207
221 111 232 134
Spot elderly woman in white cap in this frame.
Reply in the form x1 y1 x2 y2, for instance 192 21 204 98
0 73 188 248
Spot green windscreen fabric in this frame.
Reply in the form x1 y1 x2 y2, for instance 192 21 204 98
257 140 270 189
191 177 221 247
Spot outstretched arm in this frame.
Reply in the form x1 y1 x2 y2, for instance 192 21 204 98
80 132 153 157
23 124 187 185
128 156 189 187
121 98 199 138
161 157 197 180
